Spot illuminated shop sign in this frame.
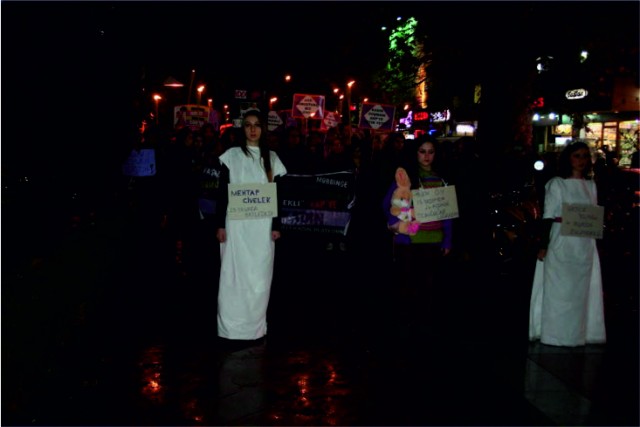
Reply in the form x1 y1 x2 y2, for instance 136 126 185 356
565 89 588 100
414 112 429 121
431 110 451 123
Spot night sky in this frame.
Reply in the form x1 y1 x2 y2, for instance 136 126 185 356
2 1 638 183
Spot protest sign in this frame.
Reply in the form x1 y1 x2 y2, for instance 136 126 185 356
278 171 356 235
560 203 604 239
227 183 278 220
122 148 156 177
412 185 459 223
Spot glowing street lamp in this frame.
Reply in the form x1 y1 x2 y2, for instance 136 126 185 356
163 76 184 88
269 97 278 110
346 80 355 137
197 85 205 105
284 74 292 83
153 94 162 124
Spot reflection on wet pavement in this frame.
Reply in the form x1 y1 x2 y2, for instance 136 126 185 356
2 214 638 426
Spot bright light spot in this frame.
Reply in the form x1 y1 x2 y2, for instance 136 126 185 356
534 160 545 171
533 113 540 121
549 113 556 120
456 124 475 136
580 50 589 62
396 16 402 20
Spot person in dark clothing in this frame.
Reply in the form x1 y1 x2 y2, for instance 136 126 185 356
277 127 316 174
162 127 201 271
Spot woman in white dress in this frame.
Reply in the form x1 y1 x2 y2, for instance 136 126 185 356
215 110 287 343
529 141 606 347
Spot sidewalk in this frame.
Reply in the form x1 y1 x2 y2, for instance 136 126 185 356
2 212 638 426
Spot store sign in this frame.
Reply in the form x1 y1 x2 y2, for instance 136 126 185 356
431 110 451 123
566 89 588 100
414 112 429 121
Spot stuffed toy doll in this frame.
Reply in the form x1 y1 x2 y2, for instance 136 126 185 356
389 167 420 235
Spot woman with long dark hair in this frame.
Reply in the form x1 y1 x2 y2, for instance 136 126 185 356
529 141 606 347
382 135 453 329
215 109 287 346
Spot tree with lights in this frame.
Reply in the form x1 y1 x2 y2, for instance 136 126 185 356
373 17 431 111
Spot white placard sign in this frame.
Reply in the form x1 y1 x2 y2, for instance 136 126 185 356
560 203 604 239
227 183 278 220
412 185 459 223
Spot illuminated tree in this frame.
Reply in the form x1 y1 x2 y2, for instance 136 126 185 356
373 17 431 109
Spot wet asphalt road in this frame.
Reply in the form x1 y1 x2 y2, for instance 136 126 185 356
2 204 638 426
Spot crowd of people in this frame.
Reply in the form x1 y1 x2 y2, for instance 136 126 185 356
119 110 634 352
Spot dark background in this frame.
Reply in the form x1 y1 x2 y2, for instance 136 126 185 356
2 1 638 190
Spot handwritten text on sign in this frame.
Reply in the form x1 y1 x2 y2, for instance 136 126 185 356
412 185 459 223
227 183 278 220
560 203 604 239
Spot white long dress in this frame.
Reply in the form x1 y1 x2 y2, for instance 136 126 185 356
529 176 606 347
217 146 287 340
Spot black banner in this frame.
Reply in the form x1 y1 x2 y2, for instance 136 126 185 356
278 171 356 235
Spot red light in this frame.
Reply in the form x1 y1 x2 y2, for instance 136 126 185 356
532 97 544 108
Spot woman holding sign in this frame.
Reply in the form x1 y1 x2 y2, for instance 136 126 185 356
215 109 287 346
529 141 606 347
382 135 453 330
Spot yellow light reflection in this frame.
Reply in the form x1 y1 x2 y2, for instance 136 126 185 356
181 398 205 424
139 345 166 404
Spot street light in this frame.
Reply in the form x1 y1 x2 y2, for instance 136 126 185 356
163 76 184 88
153 94 162 124
346 80 355 138
269 97 278 110
197 85 205 105
187 69 196 104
